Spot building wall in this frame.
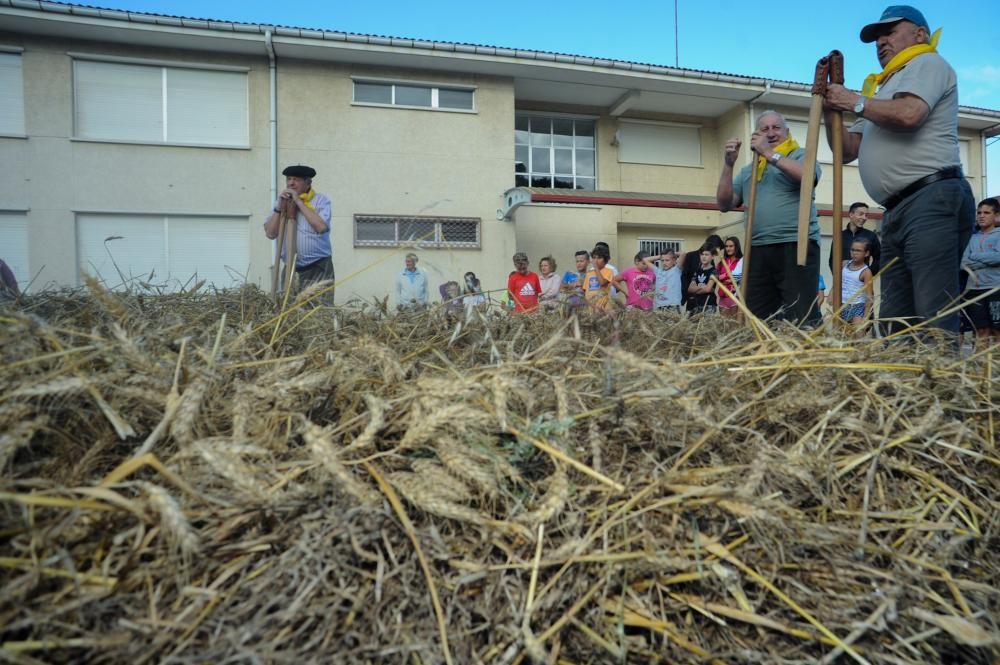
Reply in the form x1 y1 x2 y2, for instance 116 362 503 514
1 25 990 303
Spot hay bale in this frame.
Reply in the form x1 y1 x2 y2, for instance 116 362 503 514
1 284 997 664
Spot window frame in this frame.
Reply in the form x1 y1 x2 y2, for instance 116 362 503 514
0 47 26 137
70 54 250 148
353 214 481 249
515 112 597 191
351 76 477 113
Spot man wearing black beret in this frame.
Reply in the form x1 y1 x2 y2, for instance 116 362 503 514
263 164 334 299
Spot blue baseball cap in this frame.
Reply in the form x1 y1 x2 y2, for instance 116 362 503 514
860 5 930 43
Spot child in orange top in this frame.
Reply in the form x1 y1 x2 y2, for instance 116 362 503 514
584 245 627 311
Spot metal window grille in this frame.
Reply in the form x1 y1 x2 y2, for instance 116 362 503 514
638 238 682 257
354 215 481 249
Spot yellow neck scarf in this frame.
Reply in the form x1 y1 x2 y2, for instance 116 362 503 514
754 134 800 181
298 188 316 212
861 28 941 97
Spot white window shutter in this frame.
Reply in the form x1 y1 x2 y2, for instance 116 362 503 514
166 68 248 146
0 213 30 289
74 61 162 141
168 217 249 287
77 214 167 287
0 53 25 135
617 121 701 167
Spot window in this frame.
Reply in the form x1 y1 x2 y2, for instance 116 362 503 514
73 59 248 146
0 52 25 135
352 80 474 111
617 120 701 167
515 114 595 190
0 213 29 290
638 238 682 257
76 213 249 290
786 120 833 164
354 215 480 248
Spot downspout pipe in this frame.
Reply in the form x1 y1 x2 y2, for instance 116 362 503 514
747 79 773 140
264 30 278 271
265 30 277 207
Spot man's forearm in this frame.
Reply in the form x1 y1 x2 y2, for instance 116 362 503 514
716 165 737 211
263 211 281 239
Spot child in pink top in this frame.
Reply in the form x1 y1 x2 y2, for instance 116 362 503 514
619 251 656 311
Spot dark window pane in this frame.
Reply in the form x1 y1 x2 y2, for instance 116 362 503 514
441 220 479 244
554 176 574 189
575 149 595 176
531 175 552 188
355 219 396 242
515 115 529 144
354 82 391 104
395 85 432 107
531 147 550 173
529 118 551 146
398 219 436 242
575 177 595 190
515 145 528 173
575 121 595 148
553 119 573 147
438 88 473 109
554 148 573 175
515 174 529 187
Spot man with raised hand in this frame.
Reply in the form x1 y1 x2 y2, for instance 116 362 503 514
716 110 821 324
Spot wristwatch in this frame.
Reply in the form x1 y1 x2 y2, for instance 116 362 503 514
768 152 781 165
853 97 866 116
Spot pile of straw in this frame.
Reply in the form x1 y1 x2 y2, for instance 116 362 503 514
1 282 997 664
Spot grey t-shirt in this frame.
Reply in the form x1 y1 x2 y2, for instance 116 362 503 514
733 147 821 245
850 52 960 205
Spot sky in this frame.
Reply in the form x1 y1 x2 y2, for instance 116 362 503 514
71 0 1000 193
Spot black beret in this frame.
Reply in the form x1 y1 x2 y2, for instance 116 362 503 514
282 164 316 178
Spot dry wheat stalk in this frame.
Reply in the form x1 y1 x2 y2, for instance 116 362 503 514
140 481 200 563
386 471 487 526
303 421 381 505
435 437 501 498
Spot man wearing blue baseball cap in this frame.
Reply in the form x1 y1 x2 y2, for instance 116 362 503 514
823 5 974 336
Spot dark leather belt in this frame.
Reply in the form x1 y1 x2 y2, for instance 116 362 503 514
882 166 963 211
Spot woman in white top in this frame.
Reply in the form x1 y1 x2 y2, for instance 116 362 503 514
538 256 562 312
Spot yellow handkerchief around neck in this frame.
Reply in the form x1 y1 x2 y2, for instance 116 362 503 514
861 28 941 98
298 188 316 212
754 134 800 182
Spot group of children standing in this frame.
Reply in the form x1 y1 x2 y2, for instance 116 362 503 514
488 197 999 345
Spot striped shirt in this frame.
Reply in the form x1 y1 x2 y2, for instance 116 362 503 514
265 190 333 267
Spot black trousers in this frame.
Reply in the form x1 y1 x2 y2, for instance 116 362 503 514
745 240 820 325
283 257 335 304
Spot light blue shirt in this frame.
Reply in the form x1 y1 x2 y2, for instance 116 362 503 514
395 268 428 306
264 190 333 267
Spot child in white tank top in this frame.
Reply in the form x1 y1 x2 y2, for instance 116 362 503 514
841 239 873 333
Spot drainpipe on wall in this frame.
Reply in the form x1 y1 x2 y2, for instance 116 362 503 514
265 30 277 207
747 80 773 141
264 30 278 269
982 129 989 198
